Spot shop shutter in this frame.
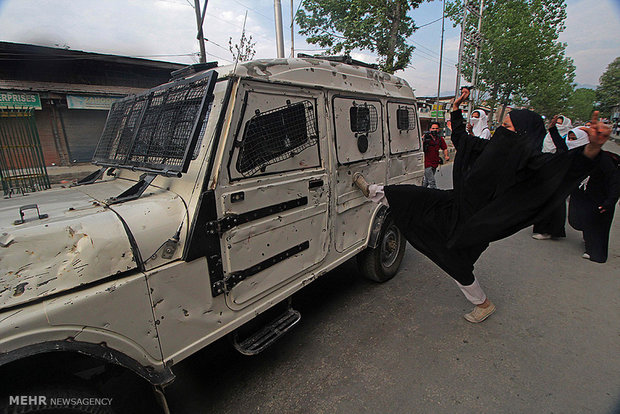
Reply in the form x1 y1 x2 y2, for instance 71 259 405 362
60 109 108 163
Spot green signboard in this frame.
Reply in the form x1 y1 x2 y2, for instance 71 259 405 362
0 92 42 110
430 110 445 119
67 95 122 110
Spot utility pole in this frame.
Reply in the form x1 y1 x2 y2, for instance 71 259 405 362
435 0 445 123
466 0 484 118
193 0 208 63
290 0 295 58
454 0 484 119
454 5 468 97
274 0 285 58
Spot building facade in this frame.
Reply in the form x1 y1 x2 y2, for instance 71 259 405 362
0 42 185 166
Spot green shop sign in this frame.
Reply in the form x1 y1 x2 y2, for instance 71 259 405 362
430 110 445 119
0 92 42 109
67 95 122 110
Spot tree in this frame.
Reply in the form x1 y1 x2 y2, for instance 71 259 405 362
296 0 426 73
565 88 596 123
521 51 575 119
446 0 574 121
229 31 256 63
595 57 620 119
229 11 256 63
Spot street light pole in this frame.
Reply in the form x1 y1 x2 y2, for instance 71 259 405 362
274 0 285 58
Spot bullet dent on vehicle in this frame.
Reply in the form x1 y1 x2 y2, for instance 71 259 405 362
107 190 188 271
0 273 166 379
0 206 135 310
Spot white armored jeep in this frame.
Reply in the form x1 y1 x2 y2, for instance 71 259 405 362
0 57 424 412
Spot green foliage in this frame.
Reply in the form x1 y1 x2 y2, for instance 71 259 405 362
446 0 574 117
523 51 575 118
295 0 425 73
565 88 596 123
595 57 620 119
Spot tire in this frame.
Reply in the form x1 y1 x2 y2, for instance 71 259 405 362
0 379 115 414
357 215 406 282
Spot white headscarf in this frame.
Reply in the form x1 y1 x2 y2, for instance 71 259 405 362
469 109 491 139
541 115 574 153
555 115 572 137
566 127 589 150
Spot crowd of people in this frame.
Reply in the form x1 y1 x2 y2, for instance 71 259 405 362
353 88 617 324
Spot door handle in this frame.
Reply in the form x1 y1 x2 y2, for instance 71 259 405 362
308 179 324 189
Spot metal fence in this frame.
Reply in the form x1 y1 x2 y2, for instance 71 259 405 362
0 108 50 196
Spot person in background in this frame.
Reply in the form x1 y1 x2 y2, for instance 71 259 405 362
568 128 620 263
467 109 492 139
352 88 610 323
532 114 572 240
541 115 572 153
422 122 449 189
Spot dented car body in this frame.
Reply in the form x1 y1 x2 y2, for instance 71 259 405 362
0 58 424 396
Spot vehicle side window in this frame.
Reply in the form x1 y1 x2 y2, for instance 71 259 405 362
333 97 383 164
387 102 420 154
229 91 320 180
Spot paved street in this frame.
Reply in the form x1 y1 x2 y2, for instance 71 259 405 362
166 141 620 414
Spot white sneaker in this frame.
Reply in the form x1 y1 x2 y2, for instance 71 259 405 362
464 301 496 323
532 233 552 240
582 253 591 259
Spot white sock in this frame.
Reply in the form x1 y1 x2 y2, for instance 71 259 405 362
455 279 487 305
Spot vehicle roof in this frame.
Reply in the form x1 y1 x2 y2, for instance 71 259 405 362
215 58 416 100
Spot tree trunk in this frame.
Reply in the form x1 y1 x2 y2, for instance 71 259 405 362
488 84 499 128
497 89 513 125
385 1 401 74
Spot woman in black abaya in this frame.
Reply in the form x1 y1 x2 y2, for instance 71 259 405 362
567 129 620 263
532 115 573 240
353 88 611 323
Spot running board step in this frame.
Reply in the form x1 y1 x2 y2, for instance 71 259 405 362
232 308 301 355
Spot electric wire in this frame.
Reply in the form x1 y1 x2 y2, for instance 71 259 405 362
230 0 274 22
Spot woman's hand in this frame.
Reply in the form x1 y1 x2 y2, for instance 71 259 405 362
452 88 470 112
582 111 611 159
549 115 559 128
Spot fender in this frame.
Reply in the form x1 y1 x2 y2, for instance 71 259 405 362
0 340 175 386
367 204 390 249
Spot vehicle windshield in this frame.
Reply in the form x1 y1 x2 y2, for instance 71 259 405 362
92 70 217 176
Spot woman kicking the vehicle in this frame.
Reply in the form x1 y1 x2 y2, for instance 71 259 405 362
353 88 611 323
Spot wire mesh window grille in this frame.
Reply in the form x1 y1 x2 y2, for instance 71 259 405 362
396 106 417 131
93 71 216 174
236 100 318 177
349 102 378 133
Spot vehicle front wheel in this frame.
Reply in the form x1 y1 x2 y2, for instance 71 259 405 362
357 216 406 282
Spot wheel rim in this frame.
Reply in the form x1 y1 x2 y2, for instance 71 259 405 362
381 225 401 268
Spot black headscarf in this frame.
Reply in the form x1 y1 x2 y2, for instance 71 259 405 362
508 109 547 152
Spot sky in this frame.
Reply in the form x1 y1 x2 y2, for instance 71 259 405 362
0 0 618 97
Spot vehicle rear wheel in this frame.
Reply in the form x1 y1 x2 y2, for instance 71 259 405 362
357 215 406 282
